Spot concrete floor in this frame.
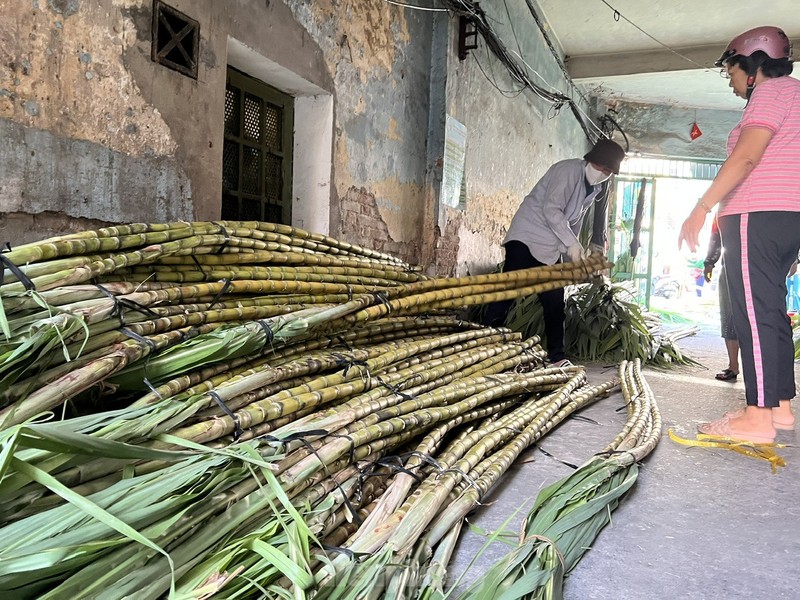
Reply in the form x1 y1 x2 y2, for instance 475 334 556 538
449 325 800 599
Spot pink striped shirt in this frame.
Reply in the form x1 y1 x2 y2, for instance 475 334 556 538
719 76 800 217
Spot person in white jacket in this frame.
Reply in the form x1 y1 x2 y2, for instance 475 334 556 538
484 138 625 364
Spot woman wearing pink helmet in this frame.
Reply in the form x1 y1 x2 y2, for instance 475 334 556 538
678 25 799 443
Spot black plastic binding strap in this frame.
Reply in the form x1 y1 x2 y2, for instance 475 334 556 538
570 414 601 425
374 291 392 313
208 390 243 441
375 376 413 401
117 298 160 319
0 253 36 291
256 320 274 349
212 222 232 254
335 335 353 351
339 358 369 379
398 450 445 472
437 467 483 498
119 327 157 350
95 283 125 324
143 378 164 400
264 429 360 523
207 278 233 310
538 447 579 470
190 254 210 281
369 455 423 483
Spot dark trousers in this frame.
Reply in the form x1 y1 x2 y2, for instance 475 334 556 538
483 240 566 361
719 212 800 407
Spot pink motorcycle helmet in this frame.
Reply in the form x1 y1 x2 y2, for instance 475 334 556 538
715 26 792 67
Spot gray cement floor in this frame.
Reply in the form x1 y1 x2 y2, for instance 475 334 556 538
449 325 800 599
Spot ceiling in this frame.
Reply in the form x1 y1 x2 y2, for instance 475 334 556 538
537 0 800 110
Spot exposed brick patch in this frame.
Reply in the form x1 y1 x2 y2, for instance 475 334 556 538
338 187 421 265
432 208 463 277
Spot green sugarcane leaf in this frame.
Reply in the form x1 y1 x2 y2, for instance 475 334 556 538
247 539 314 589
7 456 176 594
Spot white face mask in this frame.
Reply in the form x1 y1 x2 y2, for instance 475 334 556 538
585 163 612 186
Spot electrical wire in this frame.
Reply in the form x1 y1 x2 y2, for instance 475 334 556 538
474 52 526 98
442 0 601 142
383 0 450 12
598 0 712 72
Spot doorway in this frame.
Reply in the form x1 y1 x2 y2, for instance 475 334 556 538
610 156 723 312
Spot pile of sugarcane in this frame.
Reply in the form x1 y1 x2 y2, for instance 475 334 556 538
0 221 663 599
565 282 698 366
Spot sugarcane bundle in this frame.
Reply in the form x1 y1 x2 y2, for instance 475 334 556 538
454 358 661 600
0 222 611 428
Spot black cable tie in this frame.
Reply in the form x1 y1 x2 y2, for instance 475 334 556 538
326 432 357 466
339 358 369 379
398 450 445 472
143 378 164 400
570 414 601 425
190 254 210 281
208 390 243 441
338 485 364 527
0 253 36 291
117 297 160 319
369 456 423 483
262 429 330 445
256 319 274 349
212 222 232 254
374 291 392 313
335 335 353 351
375 376 413 400
95 283 124 323
436 467 482 497
208 278 233 310
538 447 579 470
119 327 157 350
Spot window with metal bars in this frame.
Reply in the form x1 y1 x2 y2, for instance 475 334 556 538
151 1 199 79
222 67 294 225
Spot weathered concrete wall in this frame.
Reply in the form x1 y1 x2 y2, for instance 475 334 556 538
0 0 433 264
283 1 434 264
0 0 193 245
600 99 741 160
442 1 595 276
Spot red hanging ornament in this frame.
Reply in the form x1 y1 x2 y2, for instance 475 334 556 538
690 122 703 140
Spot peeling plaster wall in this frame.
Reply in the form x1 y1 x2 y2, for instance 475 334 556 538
284 1 433 264
0 0 192 245
601 99 742 160
442 1 594 276
0 0 432 265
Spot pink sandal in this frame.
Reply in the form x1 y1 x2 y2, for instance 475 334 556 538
698 417 776 444
723 408 795 431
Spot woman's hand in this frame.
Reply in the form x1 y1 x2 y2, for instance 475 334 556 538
678 205 708 252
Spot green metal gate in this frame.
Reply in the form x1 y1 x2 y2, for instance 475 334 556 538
608 177 656 307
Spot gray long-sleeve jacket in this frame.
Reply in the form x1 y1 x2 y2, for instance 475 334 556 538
504 159 604 265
